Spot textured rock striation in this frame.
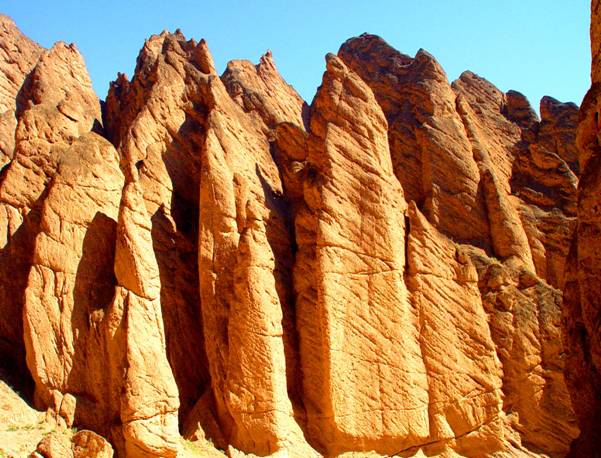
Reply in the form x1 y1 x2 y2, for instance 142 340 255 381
335 35 577 456
0 14 587 458
197 47 306 455
285 54 430 455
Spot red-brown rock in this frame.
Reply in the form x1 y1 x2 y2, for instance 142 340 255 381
104 31 212 431
286 53 430 455
562 1 601 453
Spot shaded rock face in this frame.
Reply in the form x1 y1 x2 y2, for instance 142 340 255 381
339 35 577 290
562 1 601 455
0 15 584 458
469 249 579 454
338 37 491 249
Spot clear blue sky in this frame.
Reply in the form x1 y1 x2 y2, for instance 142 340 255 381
3 1 590 110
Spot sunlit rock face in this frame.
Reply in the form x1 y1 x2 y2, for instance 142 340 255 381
0 14 584 457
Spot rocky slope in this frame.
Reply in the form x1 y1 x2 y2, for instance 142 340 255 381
0 12 586 458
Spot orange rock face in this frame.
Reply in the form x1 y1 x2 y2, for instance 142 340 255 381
0 35 100 394
286 54 430 455
198 55 305 455
405 204 504 452
0 14 587 458
0 15 42 168
339 36 491 249
35 429 114 458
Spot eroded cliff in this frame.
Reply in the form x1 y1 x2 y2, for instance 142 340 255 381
0 12 586 458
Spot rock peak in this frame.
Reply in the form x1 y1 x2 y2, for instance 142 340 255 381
257 49 276 72
0 14 16 27
192 37 216 74
540 95 578 120
339 33 416 75
352 32 392 47
324 52 344 70
505 90 539 128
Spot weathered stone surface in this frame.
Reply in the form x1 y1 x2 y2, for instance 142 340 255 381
72 430 114 458
337 32 578 455
23 132 123 429
35 432 73 458
504 90 539 131
480 167 535 271
592 0 601 86
198 65 307 455
510 96 578 289
339 35 490 248
0 38 101 392
406 203 504 446
451 66 579 453
34 429 114 458
453 71 520 193
468 248 578 456
222 50 306 130
538 96 579 174
285 53 430 455
0 15 586 458
338 34 571 281
452 70 577 289
182 389 226 449
115 174 180 457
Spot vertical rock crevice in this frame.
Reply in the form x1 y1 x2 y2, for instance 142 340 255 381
103 30 213 435
563 3 601 448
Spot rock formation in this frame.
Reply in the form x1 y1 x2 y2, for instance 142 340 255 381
0 14 42 169
562 0 601 456
0 35 100 395
104 31 211 440
34 429 114 458
0 12 588 458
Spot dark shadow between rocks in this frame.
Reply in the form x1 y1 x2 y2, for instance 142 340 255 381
68 211 119 434
255 163 309 443
151 113 211 431
0 184 52 403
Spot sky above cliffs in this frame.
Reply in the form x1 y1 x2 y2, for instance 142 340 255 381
4 0 589 111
